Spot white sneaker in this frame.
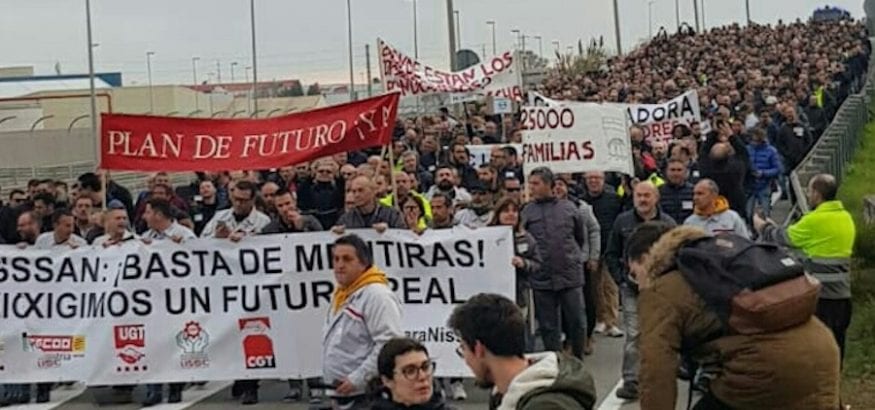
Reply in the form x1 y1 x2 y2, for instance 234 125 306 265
593 322 607 334
449 381 467 401
606 326 625 338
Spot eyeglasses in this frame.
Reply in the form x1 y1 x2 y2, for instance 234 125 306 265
505 188 521 192
395 361 436 381
403 205 420 212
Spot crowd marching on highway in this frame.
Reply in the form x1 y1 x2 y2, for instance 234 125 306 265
0 14 868 410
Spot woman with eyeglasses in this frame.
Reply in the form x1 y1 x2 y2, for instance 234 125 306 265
371 338 452 409
488 197 542 351
399 193 428 234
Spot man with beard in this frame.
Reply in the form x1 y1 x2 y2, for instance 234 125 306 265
334 176 406 232
604 181 676 400
448 143 479 189
428 193 455 229
448 294 596 409
34 209 87 250
425 165 472 207
454 182 494 228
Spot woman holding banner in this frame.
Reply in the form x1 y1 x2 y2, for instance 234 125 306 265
489 197 542 352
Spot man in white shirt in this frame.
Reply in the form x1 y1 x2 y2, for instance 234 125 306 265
141 198 196 244
93 202 137 247
34 209 87 250
200 180 270 241
140 198 194 405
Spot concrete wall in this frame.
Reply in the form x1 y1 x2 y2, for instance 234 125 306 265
0 128 94 168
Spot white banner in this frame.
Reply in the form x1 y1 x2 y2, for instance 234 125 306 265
467 144 524 168
379 39 523 101
0 228 514 384
521 104 634 176
526 90 702 143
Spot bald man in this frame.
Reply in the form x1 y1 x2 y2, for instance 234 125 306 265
333 176 406 233
604 181 676 400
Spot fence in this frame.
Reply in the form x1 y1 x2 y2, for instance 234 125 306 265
787 38 875 221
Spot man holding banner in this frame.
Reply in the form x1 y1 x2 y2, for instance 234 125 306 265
323 234 403 409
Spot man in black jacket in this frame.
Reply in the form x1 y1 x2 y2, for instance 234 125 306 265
262 189 324 234
297 160 345 229
604 182 676 400
521 167 588 359
701 142 749 221
334 175 406 232
448 143 479 190
659 159 695 223
775 105 812 171
580 171 625 337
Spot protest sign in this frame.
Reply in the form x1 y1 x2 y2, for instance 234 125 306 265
521 103 634 176
0 228 514 384
467 144 523 168
99 93 399 172
526 90 702 143
379 39 523 101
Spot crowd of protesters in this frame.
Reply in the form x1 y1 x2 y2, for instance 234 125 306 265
0 15 868 409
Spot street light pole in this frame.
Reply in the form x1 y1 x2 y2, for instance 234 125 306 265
693 0 700 31
454 10 461 50
534 35 543 58
250 0 259 114
701 0 706 31
486 20 496 55
146 51 155 114
85 0 99 166
675 0 680 30
612 0 622 55
745 0 751 25
413 0 419 59
346 0 355 101
231 62 238 83
446 0 457 70
192 56 200 110
552 40 560 53
511 29 521 51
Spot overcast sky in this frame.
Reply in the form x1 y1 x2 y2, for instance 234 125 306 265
0 0 865 87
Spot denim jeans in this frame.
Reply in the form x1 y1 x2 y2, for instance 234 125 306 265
621 284 640 385
746 187 773 220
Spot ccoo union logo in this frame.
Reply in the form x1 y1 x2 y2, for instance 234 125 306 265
21 333 86 369
176 321 210 369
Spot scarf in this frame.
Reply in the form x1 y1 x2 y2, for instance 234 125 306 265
332 265 388 313
694 195 730 217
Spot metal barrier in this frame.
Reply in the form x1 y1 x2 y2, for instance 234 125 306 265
787 38 875 221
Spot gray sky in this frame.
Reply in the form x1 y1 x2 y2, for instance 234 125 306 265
0 0 864 86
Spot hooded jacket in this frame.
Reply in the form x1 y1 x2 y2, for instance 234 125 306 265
581 185 624 255
746 141 783 192
637 226 841 410
491 352 595 410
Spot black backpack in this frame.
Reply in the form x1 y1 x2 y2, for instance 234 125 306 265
675 234 821 335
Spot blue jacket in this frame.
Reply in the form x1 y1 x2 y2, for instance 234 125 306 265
746 142 782 192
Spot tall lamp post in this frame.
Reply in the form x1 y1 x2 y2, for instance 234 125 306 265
454 10 461 49
648 0 656 37
146 51 155 114
534 35 543 58
346 0 355 101
412 0 419 58
231 62 238 83
85 0 99 167
250 0 259 114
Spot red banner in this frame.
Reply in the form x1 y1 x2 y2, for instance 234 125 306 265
99 93 399 172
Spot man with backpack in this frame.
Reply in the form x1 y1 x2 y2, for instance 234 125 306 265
627 223 840 409
755 173 856 361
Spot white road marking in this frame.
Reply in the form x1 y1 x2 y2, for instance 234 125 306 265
597 379 630 410
143 381 233 410
5 384 87 410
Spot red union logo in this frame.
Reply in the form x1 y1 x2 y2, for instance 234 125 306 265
239 317 276 369
114 325 145 349
22 334 85 353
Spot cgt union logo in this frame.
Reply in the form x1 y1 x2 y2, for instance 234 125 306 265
114 325 147 372
21 333 86 369
176 321 210 369
238 317 276 369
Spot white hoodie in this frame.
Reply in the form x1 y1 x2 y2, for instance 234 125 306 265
495 352 560 410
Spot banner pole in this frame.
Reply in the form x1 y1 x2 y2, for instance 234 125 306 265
387 142 400 210
101 170 108 211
